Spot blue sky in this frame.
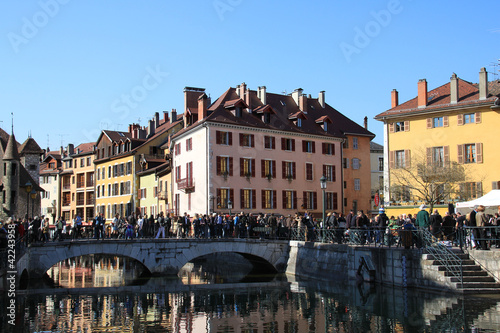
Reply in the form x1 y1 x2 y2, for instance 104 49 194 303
1 0 499 149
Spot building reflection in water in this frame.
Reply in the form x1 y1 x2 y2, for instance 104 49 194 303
5 254 500 332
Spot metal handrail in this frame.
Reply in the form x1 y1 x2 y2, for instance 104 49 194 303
418 229 463 288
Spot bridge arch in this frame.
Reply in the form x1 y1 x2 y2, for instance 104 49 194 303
17 239 290 280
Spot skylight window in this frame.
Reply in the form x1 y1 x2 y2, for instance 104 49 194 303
280 100 286 106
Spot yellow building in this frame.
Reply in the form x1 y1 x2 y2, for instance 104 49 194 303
375 67 500 216
94 112 183 220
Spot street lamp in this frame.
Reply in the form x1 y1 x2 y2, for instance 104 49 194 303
30 190 37 218
25 181 32 219
209 194 214 214
320 175 327 230
228 199 233 216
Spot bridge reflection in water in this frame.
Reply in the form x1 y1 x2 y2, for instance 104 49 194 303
7 254 500 332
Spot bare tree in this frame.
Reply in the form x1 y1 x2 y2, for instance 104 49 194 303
390 150 467 212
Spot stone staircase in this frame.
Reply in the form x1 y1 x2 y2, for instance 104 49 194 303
422 249 500 294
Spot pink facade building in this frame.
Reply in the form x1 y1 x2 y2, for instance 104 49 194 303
171 84 373 217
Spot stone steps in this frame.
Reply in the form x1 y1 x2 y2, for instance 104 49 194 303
449 276 495 283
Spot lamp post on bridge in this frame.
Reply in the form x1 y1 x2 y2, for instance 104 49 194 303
228 200 233 216
320 175 327 231
25 181 32 219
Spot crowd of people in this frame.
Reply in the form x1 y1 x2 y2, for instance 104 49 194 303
1 204 500 250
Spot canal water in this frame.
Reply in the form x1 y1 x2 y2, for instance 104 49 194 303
2 254 500 332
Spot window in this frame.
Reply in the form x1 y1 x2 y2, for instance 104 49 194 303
394 121 405 132
87 157 91 166
302 140 315 153
216 131 232 145
433 117 443 128
281 138 295 151
464 113 475 124
186 138 193 151
108 166 111 178
175 143 181 156
261 189 276 209
240 133 254 147
217 188 233 209
264 136 275 149
216 156 233 176
126 162 132 175
352 158 360 170
240 158 255 178
432 147 444 167
261 159 276 179
326 192 338 210
391 185 410 202
175 166 181 182
302 191 317 210
305 163 313 181
395 150 406 168
282 190 297 210
101 167 105 180
323 165 336 182
80 158 84 167
343 139 349 149
322 143 335 155
343 158 349 169
461 182 482 200
240 189 256 209
282 161 296 180
97 169 100 180
465 144 476 163
378 157 383 171
354 178 361 191
352 137 358 149
297 118 302 128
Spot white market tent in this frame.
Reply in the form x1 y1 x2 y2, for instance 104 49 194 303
455 190 500 211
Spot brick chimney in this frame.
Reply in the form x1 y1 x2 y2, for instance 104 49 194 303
148 119 155 137
299 94 308 113
479 67 488 100
364 116 368 130
198 93 208 121
245 87 251 109
154 112 160 128
391 89 399 108
418 79 427 108
450 73 459 104
291 88 303 106
318 91 325 108
163 111 169 124
258 86 267 105
170 109 177 123
239 83 246 99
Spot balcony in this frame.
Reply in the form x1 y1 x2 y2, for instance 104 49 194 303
62 200 70 207
178 178 195 193
158 191 168 200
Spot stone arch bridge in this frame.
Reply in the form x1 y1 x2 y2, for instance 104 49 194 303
16 239 291 279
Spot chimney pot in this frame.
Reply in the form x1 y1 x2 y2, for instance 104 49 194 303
240 83 246 99
170 109 177 123
479 67 488 100
258 86 267 105
198 94 208 122
450 73 459 104
291 88 303 106
391 89 399 108
148 119 155 137
418 79 428 108
163 111 169 123
155 112 160 128
364 116 368 130
299 94 308 113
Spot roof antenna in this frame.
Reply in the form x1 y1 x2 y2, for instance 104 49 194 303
489 60 499 81
11 112 14 134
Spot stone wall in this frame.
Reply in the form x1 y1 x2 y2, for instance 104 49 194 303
467 249 500 282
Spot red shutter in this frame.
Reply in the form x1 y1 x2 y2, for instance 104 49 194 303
333 144 335 155
292 162 297 179
252 190 256 209
323 165 326 178
239 133 244 146
229 157 233 176
476 143 483 163
137 189 142 199
216 156 221 175
240 158 244 177
251 134 255 147
333 165 336 182
216 131 221 144
389 123 395 133
322 143 326 154
312 142 316 153
293 191 297 209
281 138 286 150
217 188 221 208
261 190 266 209
457 145 464 164
282 161 286 179
292 139 295 151
302 140 307 152
240 189 244 209
261 160 266 178
273 190 277 209
144 189 147 198
251 159 256 177
333 192 338 210
303 191 307 209
404 121 410 132
228 132 233 145
272 137 276 149
272 160 276 178
313 192 317 210
230 189 234 205
457 114 464 126
282 191 287 209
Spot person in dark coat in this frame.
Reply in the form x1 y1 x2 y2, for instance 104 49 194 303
429 210 443 238
441 211 455 240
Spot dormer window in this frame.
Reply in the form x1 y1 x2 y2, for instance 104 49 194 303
264 113 271 124
323 121 327 131
315 115 332 132
288 111 307 128
224 99 248 118
235 107 242 118
297 118 302 127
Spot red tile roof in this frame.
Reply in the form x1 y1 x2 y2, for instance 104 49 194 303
375 79 500 119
